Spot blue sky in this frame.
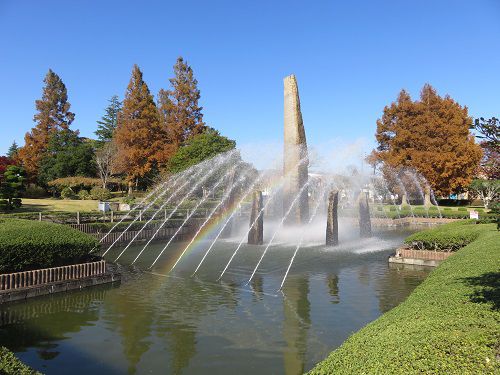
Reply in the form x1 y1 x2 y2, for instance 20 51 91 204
1 0 499 167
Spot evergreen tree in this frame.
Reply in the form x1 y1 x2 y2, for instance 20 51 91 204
95 95 122 144
158 57 205 149
6 141 19 159
114 65 172 192
373 84 482 195
18 69 75 180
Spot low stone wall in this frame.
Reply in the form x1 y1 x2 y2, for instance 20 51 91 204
389 247 454 267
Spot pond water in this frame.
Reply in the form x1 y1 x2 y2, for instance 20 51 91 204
0 229 431 374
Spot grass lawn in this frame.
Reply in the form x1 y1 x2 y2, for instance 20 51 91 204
309 222 500 374
14 198 99 212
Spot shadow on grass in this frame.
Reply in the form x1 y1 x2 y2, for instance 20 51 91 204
462 271 500 311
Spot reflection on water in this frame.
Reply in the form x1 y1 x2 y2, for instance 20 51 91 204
0 230 431 374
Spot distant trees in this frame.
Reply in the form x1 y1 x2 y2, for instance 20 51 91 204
114 65 172 193
469 179 499 209
372 84 482 196
18 69 75 180
95 95 122 145
472 116 499 179
158 57 206 149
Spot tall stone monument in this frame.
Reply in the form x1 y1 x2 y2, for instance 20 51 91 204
248 191 264 245
326 191 339 246
358 191 372 238
283 74 309 225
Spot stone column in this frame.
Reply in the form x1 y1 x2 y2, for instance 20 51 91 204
326 191 339 246
221 169 237 238
248 191 264 245
283 74 309 225
359 191 372 238
424 185 432 208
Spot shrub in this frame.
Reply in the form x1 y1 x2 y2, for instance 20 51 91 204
389 206 397 211
23 184 46 198
404 220 483 251
0 219 99 273
90 187 111 201
77 189 92 200
309 223 499 374
0 346 40 374
60 187 76 200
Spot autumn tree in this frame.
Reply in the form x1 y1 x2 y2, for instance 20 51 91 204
114 65 171 193
18 69 75 180
373 84 482 196
95 95 122 145
158 57 206 149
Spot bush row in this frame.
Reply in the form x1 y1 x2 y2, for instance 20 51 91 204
0 219 99 273
309 222 500 374
403 220 486 251
0 347 40 375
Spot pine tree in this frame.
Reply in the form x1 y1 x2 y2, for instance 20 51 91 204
18 69 75 179
158 57 205 149
6 141 19 159
373 84 482 195
95 95 122 144
114 65 172 192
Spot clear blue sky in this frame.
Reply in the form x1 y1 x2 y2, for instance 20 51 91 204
1 0 499 166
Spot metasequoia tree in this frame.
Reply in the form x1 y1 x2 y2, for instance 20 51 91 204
114 65 171 193
158 57 205 149
18 69 75 179
373 84 482 196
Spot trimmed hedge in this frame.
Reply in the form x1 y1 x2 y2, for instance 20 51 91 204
404 220 485 251
309 223 500 374
0 219 99 273
0 347 40 375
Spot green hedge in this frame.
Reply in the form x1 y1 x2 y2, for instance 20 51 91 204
403 220 485 251
0 219 99 273
309 223 500 374
0 347 40 375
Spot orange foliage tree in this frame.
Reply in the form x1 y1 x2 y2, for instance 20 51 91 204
157 57 205 150
373 84 482 196
18 69 75 180
114 65 173 192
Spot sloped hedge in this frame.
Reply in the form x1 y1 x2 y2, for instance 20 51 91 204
0 347 40 375
0 219 99 273
309 223 500 374
404 220 485 251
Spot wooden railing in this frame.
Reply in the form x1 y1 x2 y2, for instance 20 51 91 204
395 249 453 261
0 260 106 292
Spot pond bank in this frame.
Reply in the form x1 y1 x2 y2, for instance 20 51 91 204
308 222 500 374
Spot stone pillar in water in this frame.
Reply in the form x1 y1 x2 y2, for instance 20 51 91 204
358 191 372 238
283 74 309 225
326 191 339 246
221 169 237 238
424 185 432 208
248 191 263 245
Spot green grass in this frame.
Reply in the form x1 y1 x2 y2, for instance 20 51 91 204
0 219 99 273
10 198 99 213
0 347 40 375
308 222 500 374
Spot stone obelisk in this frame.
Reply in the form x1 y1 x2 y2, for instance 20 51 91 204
326 191 339 246
358 191 372 238
248 191 264 245
283 74 309 225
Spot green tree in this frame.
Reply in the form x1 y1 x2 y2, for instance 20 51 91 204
472 117 499 179
158 57 206 149
18 69 75 179
0 165 26 210
95 95 122 144
469 179 500 209
7 141 19 159
38 130 96 186
168 128 235 173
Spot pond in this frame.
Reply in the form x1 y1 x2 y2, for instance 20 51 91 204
0 229 431 374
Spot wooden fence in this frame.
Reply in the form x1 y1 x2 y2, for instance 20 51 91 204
0 260 106 292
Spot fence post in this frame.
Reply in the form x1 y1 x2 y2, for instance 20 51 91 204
165 209 167 220
111 211 114 223
39 212 42 221
139 211 142 221
76 211 80 225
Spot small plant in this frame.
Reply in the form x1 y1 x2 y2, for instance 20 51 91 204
23 184 46 198
60 186 76 200
90 187 111 201
458 207 467 212
77 189 92 200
